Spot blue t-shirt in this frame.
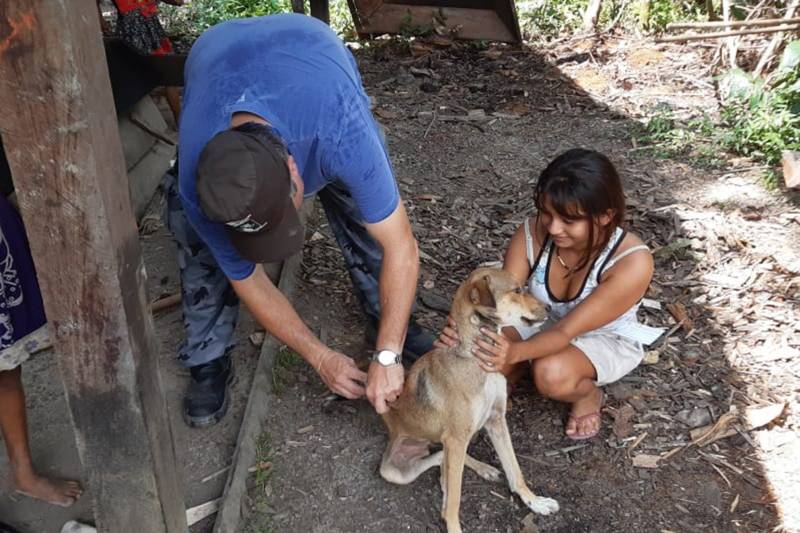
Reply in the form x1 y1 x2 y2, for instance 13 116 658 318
179 14 400 280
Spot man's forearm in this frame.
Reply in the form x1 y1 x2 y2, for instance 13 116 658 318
231 266 328 367
375 241 419 354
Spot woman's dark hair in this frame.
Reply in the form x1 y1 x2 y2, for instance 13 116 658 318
534 148 625 272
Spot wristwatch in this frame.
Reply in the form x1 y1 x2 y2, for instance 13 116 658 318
372 349 401 367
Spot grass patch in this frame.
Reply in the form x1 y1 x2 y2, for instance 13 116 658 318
635 106 726 169
243 432 281 533
272 345 303 395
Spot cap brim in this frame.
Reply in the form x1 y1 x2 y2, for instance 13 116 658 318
226 198 304 264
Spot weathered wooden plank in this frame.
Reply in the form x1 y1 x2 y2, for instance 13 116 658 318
0 2 186 532
213 203 312 533
310 0 331 24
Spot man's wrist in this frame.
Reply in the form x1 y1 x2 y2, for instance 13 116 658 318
372 348 402 367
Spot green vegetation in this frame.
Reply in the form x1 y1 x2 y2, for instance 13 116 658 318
160 0 355 40
516 0 708 41
272 345 303 395
637 106 724 168
638 41 800 188
718 52 800 167
244 433 280 533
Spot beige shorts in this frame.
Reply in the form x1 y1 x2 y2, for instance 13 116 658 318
570 331 644 386
514 320 644 387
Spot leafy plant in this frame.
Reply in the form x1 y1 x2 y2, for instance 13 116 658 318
638 0 705 32
718 42 800 166
517 0 587 41
160 0 355 40
637 106 724 167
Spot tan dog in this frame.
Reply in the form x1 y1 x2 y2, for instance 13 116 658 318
380 268 559 533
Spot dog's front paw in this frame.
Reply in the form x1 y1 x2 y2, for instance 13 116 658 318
525 496 559 515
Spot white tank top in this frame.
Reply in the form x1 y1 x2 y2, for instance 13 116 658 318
523 219 650 339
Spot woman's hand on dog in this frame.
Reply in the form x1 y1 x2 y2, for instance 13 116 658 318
473 328 516 373
315 349 367 399
434 316 460 349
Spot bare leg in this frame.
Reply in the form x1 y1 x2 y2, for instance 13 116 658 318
165 86 181 125
0 368 82 507
532 346 603 438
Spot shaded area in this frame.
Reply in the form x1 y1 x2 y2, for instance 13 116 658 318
245 35 795 532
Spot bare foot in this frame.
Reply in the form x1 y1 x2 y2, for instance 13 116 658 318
14 472 83 507
565 387 604 439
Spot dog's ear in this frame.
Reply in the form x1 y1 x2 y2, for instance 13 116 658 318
469 275 498 323
469 275 497 308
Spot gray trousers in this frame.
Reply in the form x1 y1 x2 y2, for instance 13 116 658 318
164 169 384 367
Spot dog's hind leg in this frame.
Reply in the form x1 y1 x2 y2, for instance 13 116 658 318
484 413 559 516
464 454 502 482
380 437 441 485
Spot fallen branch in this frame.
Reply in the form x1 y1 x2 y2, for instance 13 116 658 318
150 292 181 314
754 0 800 75
667 17 800 30
656 24 800 43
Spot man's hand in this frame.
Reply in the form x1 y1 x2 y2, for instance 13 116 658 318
315 349 367 399
366 362 404 414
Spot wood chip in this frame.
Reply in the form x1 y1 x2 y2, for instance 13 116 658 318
632 454 660 468
730 493 740 513
249 331 265 347
666 302 694 331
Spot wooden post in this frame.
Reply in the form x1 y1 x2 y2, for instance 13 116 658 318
0 2 187 532
582 0 603 31
310 0 331 25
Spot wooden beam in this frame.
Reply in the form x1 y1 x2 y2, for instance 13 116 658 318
0 2 187 531
656 24 800 42
310 0 331 24
667 17 800 30
213 205 310 533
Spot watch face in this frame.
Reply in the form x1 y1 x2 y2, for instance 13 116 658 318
378 350 398 365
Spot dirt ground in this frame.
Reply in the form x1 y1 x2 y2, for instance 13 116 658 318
2 31 797 533
243 35 798 532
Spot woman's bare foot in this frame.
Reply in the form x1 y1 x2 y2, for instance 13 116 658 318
14 472 83 507
565 387 604 439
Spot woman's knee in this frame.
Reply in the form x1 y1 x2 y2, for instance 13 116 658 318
532 357 574 398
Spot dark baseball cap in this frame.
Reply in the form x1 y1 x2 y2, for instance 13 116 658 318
196 129 304 264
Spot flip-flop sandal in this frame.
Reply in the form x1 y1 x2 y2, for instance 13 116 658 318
565 391 605 441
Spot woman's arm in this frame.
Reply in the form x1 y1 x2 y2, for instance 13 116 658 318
509 244 653 364
502 218 535 284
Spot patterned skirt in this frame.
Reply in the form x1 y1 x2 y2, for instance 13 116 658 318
114 0 174 56
0 194 49 371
